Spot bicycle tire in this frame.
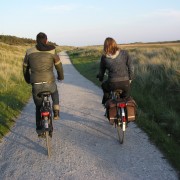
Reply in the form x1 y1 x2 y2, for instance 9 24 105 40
117 120 124 144
49 116 53 138
45 131 51 157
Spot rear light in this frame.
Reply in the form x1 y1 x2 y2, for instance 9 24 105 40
41 111 50 116
122 116 126 122
118 103 126 108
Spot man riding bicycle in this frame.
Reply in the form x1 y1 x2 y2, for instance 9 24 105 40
23 32 64 135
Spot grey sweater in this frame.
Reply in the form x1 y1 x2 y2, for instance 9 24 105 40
98 50 134 82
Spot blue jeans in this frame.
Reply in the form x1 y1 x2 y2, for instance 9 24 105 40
32 82 59 128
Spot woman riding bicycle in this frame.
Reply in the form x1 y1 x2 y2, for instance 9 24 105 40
97 37 134 105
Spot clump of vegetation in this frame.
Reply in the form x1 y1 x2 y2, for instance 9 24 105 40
129 47 180 141
0 35 57 46
56 45 76 53
0 42 31 140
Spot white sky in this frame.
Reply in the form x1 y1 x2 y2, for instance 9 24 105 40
0 0 180 46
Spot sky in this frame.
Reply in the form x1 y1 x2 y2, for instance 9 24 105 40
0 0 180 46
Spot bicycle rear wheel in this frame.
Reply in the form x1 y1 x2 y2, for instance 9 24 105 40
117 119 124 144
45 131 51 157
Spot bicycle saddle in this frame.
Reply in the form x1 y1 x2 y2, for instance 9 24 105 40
113 89 123 94
111 89 123 100
37 91 51 97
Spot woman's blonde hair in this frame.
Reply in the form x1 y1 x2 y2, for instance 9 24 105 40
103 37 119 55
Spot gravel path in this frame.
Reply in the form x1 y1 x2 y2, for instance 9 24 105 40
0 52 178 180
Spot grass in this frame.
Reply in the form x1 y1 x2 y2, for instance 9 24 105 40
56 45 75 53
129 47 180 142
68 48 102 86
67 44 180 174
0 42 32 140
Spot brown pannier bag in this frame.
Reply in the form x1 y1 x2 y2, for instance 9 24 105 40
105 99 125 124
105 99 117 124
126 97 137 122
105 97 137 123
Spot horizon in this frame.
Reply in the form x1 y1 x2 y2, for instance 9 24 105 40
0 34 180 47
0 0 180 46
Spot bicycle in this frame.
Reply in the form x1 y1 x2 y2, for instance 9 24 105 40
105 89 128 144
38 91 53 157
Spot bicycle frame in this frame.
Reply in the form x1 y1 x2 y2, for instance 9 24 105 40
109 90 127 144
117 102 127 131
39 91 53 157
41 111 50 129
40 94 52 132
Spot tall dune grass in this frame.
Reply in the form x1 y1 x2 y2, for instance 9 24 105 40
0 43 31 140
129 47 180 141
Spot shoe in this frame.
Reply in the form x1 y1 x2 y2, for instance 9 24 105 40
53 110 59 120
38 133 46 138
36 126 44 136
49 131 53 138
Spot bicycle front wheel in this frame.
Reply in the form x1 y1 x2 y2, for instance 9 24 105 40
117 120 125 144
45 131 51 157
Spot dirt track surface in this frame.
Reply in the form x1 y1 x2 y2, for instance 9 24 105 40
0 52 178 180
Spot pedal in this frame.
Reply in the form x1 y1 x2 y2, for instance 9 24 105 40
49 131 53 138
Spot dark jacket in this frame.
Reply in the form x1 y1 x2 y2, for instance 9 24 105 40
23 46 64 84
98 50 134 82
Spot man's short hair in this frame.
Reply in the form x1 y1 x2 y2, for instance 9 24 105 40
36 32 47 44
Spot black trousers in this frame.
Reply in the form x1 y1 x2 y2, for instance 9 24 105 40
101 80 130 104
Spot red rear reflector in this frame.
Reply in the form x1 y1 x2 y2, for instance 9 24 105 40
41 112 49 116
122 116 126 122
118 103 126 108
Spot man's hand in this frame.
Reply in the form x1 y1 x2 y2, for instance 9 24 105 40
57 79 63 83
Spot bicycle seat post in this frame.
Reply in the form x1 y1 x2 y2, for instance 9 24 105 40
111 91 116 100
